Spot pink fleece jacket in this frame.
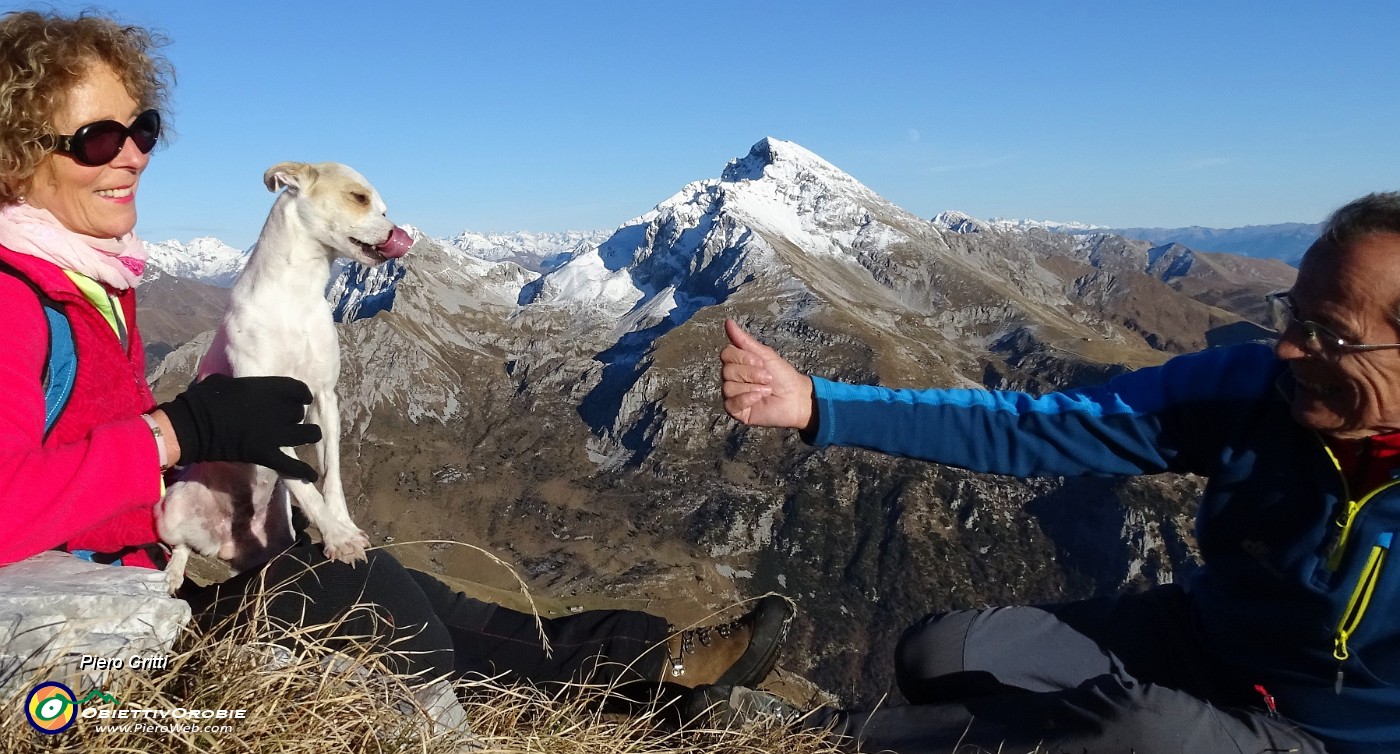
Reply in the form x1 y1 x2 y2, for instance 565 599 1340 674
0 244 164 568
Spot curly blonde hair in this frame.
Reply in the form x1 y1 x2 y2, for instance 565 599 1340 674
0 10 175 205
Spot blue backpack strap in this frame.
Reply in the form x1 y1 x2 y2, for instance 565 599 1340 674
0 258 77 440
41 303 76 438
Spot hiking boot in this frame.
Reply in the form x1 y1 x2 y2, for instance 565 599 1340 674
681 684 801 728
661 594 794 688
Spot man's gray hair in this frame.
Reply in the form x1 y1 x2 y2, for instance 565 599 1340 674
1323 192 1400 248
1317 192 1400 326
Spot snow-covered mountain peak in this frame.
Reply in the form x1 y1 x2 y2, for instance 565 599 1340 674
710 138 921 261
520 136 932 336
987 217 1105 233
931 212 1103 235
720 137 858 191
931 211 992 234
438 229 609 272
145 236 248 286
719 137 779 182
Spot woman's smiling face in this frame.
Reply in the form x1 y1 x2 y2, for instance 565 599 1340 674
1277 232 1400 438
25 62 150 239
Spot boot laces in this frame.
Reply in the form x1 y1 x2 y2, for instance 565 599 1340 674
669 616 743 676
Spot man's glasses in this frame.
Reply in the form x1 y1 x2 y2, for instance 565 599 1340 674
49 109 160 167
1265 291 1400 362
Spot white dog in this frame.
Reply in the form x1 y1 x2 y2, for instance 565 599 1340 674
156 161 411 593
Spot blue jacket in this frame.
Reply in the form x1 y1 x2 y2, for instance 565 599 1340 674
810 342 1400 753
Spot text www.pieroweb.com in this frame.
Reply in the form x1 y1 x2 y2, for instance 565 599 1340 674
85 707 246 734
93 721 235 734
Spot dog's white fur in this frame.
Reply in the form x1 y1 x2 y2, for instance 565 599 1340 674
156 161 408 593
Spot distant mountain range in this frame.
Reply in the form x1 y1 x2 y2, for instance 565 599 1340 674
142 137 1298 705
952 213 1318 266
1085 223 1318 266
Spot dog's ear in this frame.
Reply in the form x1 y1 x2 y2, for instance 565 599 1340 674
263 162 316 193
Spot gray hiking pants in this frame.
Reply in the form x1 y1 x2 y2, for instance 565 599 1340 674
807 585 1330 754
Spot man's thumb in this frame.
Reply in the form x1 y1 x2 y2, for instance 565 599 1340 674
725 318 762 351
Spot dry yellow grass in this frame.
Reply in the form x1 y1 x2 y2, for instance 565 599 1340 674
1 612 850 754
0 551 848 754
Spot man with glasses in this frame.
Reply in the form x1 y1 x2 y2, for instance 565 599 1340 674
714 193 1400 753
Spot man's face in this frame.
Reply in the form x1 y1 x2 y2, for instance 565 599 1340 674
1277 232 1400 438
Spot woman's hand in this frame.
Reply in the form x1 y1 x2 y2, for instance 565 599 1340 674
156 374 322 481
719 319 817 432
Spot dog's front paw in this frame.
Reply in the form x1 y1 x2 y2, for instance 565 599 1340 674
164 545 192 595
320 523 370 564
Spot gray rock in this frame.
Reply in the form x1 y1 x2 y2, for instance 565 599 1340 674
400 678 481 750
0 551 190 701
249 648 478 747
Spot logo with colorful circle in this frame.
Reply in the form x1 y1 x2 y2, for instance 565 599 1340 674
25 681 77 734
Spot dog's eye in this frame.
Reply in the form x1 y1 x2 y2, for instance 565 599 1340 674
349 192 370 207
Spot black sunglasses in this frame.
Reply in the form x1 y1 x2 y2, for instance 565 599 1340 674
50 109 161 167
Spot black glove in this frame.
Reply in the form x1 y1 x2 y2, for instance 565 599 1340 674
158 374 323 482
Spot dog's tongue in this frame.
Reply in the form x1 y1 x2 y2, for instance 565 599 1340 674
376 226 412 259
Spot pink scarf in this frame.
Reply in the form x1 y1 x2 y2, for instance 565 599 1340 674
0 203 145 289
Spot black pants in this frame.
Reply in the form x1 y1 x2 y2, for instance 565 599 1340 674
182 544 670 687
807 585 1331 754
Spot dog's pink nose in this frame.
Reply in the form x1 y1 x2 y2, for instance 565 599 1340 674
376 226 413 259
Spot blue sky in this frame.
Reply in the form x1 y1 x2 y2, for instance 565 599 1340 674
27 1 1400 248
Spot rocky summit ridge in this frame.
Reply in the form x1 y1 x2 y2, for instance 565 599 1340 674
144 137 1296 706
